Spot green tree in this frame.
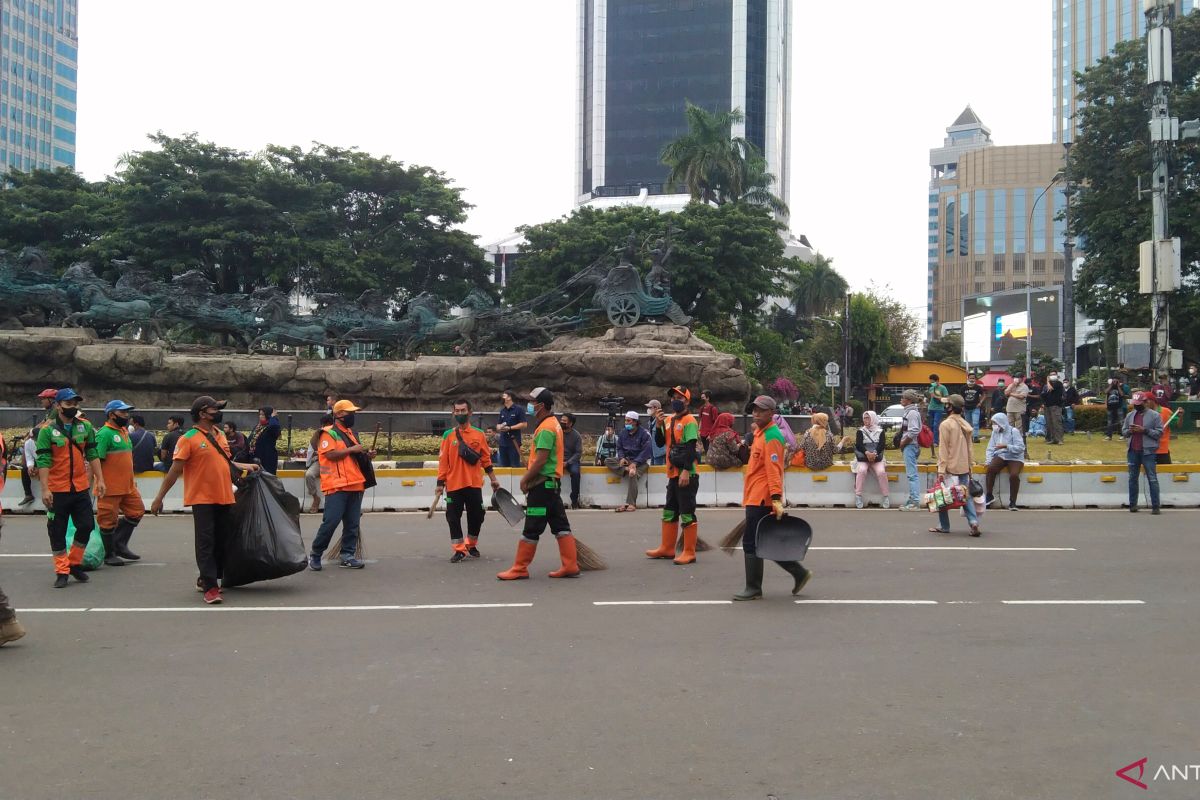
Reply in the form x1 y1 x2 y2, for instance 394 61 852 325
1070 10 1200 363
923 331 963 366
788 254 847 317
1007 350 1063 379
0 168 114 268
846 293 894 390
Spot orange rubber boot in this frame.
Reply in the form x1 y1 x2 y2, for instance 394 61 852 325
674 522 698 565
497 540 537 581
548 534 581 578
645 521 677 559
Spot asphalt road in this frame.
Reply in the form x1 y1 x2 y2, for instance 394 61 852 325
1 507 1196 800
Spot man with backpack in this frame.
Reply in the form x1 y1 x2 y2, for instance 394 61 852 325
434 399 501 562
897 389 926 511
1104 378 1126 441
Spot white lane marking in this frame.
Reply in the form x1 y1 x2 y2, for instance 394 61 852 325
1001 600 1145 605
0 554 48 557
722 546 1076 552
795 600 939 605
20 603 534 613
593 600 733 606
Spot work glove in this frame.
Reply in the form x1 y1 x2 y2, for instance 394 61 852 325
772 499 784 520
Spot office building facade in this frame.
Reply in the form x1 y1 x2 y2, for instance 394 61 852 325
0 0 78 173
576 0 790 210
928 108 1067 343
1053 0 1195 143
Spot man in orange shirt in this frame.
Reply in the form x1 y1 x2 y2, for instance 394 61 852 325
1151 389 1172 465
308 399 374 571
734 395 812 601
36 388 105 589
150 396 260 605
435 399 501 562
94 399 146 567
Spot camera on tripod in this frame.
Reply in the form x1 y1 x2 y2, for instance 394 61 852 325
598 394 626 425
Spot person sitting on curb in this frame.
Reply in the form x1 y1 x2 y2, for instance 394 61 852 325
608 410 651 512
984 412 1026 511
853 410 890 509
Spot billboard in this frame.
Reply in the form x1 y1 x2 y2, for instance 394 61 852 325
960 287 1062 365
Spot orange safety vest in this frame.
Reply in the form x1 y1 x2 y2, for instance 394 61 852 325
317 424 366 494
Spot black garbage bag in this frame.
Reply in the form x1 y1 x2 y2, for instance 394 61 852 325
222 471 307 588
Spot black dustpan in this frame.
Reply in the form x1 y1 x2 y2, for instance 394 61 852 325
754 514 813 561
493 487 525 528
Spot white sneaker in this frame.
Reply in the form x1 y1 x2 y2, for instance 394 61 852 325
855 495 864 509
881 496 891 509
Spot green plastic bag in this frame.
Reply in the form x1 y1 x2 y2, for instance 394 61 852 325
66 518 105 571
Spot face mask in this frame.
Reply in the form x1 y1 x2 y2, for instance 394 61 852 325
209 411 224 425
340 413 355 428
624 423 633 432
526 403 536 416
671 400 685 413
454 414 469 425
61 406 79 419
114 415 130 427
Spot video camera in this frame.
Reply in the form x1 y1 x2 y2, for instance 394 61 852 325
598 395 626 426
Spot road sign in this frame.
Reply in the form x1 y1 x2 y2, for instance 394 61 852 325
825 362 840 376
824 374 840 387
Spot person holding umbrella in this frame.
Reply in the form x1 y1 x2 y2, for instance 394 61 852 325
734 395 811 601
435 399 501 562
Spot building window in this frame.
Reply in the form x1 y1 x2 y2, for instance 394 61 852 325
974 282 984 294
973 189 986 254
1053 258 1065 273
992 281 1006 292
992 256 1005 275
1033 259 1047 274
1012 188 1026 254
1013 254 1026 274
974 261 985 276
1031 281 1045 288
992 189 1007 254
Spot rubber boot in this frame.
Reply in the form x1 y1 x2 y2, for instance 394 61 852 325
645 521 677 559
673 522 698 565
733 554 763 601
497 539 537 581
548 534 581 579
776 560 812 596
100 531 127 567
114 519 141 561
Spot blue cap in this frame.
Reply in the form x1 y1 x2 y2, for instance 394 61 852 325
55 388 82 403
104 399 135 415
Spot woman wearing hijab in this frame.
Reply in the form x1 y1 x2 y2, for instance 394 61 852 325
800 412 835 471
771 413 798 464
704 412 742 470
932 395 980 536
984 411 1025 511
853 410 890 508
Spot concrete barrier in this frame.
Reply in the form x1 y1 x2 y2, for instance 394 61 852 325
3 463 1196 513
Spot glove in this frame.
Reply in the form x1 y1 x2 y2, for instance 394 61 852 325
772 499 784 520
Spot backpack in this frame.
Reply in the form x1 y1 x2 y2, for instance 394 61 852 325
1106 390 1122 409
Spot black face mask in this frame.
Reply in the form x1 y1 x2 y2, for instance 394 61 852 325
61 407 79 419
341 413 356 428
208 411 224 425
671 400 685 413
114 415 130 427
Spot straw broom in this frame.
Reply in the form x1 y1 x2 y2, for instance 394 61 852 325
323 534 365 563
574 536 607 571
676 530 713 553
719 518 747 554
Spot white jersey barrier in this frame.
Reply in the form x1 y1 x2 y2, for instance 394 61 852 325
2 463 1196 513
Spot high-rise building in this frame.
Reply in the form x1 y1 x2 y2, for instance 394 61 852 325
576 0 790 211
1053 0 1195 143
0 0 79 173
928 107 1068 347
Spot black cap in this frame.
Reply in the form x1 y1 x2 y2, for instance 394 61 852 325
190 395 228 415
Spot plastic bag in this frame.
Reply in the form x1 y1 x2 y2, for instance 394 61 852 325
222 471 306 588
69 518 105 571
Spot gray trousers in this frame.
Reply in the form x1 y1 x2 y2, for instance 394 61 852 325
305 462 322 506
0 582 14 622
605 459 649 505
1044 406 1064 444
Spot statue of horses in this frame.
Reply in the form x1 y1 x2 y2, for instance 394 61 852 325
248 288 331 351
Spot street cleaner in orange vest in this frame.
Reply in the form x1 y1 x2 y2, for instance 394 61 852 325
497 387 581 580
94 399 146 567
436 398 501 563
308 399 373 570
35 388 106 589
734 395 812 601
646 385 702 564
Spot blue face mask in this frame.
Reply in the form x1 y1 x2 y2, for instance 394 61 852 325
526 403 536 416
624 424 633 432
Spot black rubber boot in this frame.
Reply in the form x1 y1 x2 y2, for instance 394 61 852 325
776 560 812 596
101 531 127 567
114 519 141 561
733 553 764 601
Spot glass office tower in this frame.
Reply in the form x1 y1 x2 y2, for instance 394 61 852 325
0 0 79 173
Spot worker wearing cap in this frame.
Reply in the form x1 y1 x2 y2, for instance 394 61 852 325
735 395 811 600
94 399 146 567
1122 391 1163 515
308 399 373 570
497 387 581 580
645 385 702 565
35 388 105 588
151 396 260 605
37 388 57 422
435 398 501 562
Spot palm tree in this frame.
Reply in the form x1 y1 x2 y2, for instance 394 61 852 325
660 104 787 215
790 255 847 317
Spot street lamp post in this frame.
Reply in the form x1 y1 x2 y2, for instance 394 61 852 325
813 295 851 409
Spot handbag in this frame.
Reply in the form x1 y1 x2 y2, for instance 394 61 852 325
455 428 482 466
969 477 984 498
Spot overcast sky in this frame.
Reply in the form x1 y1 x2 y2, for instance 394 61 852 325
75 1 1051 332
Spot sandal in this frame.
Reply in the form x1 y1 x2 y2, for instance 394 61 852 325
614 505 633 513
969 524 981 537
928 527 949 534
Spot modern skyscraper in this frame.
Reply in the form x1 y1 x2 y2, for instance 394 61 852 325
576 0 790 210
928 107 1067 347
1053 0 1195 143
0 0 79 173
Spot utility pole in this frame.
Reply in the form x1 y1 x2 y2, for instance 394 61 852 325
843 293 851 409
1062 143 1075 380
1143 0 1179 378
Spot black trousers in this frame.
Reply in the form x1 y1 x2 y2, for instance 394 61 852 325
47 490 95 553
742 504 772 556
521 481 571 542
193 503 235 590
446 487 485 542
664 474 700 524
0 582 14 621
1106 408 1123 437
1156 452 1172 465
20 465 32 498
